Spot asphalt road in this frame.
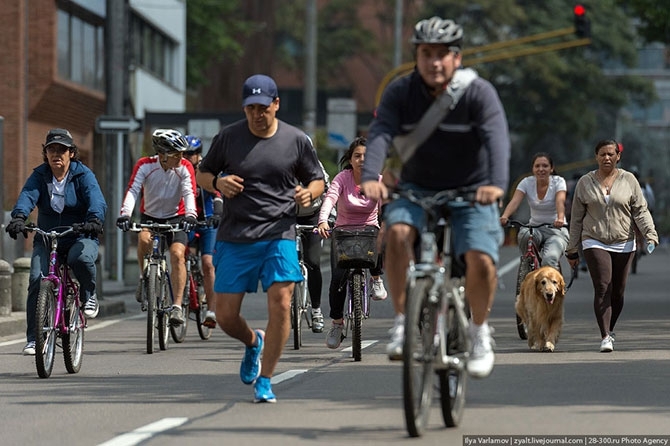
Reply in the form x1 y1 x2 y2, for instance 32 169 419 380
1 245 669 446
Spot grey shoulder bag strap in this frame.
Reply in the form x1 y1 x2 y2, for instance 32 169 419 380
391 68 479 163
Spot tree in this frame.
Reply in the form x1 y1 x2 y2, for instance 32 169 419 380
418 0 655 179
618 0 670 44
186 0 255 89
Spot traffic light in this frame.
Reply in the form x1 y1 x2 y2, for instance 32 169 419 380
573 4 591 38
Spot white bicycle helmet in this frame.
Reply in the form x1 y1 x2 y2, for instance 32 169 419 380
410 16 463 47
152 129 189 154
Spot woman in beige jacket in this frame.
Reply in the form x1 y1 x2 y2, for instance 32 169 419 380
566 139 658 353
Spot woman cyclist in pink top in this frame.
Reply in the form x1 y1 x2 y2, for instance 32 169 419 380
317 136 387 349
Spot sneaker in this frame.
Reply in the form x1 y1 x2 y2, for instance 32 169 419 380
600 335 614 353
83 293 99 318
253 376 277 403
386 314 405 360
240 329 264 385
326 321 344 349
135 281 144 303
311 308 324 333
467 323 495 379
203 311 217 328
371 277 388 301
23 341 36 356
169 305 185 326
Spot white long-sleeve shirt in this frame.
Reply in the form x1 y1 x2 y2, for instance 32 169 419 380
120 156 197 220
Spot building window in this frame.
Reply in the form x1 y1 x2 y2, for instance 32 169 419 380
130 13 177 87
57 7 105 91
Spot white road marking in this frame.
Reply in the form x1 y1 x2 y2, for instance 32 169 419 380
271 369 308 384
342 339 378 352
98 417 188 446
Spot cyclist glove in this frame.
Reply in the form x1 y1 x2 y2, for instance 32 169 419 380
5 215 27 240
180 216 197 232
74 218 104 237
116 216 130 232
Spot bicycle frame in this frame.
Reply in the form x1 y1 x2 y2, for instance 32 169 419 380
28 225 85 378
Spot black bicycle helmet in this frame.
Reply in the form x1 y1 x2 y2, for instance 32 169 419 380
410 16 463 47
152 129 189 154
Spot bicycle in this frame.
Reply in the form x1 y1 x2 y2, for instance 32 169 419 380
331 225 379 362
129 221 182 354
390 189 473 437
171 222 213 343
26 225 86 378
507 220 564 340
291 224 318 350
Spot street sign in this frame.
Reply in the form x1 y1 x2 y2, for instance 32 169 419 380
95 115 142 134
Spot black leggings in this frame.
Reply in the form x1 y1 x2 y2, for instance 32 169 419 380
583 248 635 338
297 213 323 309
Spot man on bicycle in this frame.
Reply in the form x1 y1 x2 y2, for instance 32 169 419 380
6 128 107 356
184 134 223 328
360 17 510 378
116 129 198 326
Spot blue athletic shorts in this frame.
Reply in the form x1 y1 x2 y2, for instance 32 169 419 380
383 185 503 264
212 239 303 293
188 227 216 256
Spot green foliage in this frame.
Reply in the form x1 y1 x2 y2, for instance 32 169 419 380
275 0 378 84
618 0 670 44
186 0 255 89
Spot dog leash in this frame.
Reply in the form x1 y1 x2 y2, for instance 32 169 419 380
565 265 578 290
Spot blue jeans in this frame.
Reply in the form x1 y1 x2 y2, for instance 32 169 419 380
26 237 99 342
517 226 568 268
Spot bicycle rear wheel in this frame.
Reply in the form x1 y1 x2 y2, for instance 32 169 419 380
439 302 468 427
351 271 364 362
403 277 436 437
170 279 191 344
158 272 170 351
146 264 158 354
62 294 84 374
515 258 534 340
35 282 57 378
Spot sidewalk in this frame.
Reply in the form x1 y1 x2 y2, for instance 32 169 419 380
0 279 135 339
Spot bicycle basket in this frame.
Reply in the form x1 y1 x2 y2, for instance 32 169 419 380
332 225 379 269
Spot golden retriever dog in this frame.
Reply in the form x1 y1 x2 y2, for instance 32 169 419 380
515 266 566 352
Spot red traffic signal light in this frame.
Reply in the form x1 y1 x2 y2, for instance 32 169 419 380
573 4 591 38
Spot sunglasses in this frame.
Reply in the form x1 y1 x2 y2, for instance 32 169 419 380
162 152 183 159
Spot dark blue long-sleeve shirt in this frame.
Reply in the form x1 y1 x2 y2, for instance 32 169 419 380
362 68 510 192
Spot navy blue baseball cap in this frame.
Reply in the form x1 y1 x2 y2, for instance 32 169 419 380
43 128 75 148
242 74 278 107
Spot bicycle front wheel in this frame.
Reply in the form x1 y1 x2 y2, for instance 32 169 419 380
146 264 158 354
35 282 57 378
403 277 437 437
62 293 84 374
439 303 468 427
291 282 303 350
351 271 364 362
195 273 212 340
515 258 534 340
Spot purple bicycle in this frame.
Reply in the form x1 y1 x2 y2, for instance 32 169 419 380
27 225 86 378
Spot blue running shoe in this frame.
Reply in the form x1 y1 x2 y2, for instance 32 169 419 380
240 329 264 385
254 376 276 403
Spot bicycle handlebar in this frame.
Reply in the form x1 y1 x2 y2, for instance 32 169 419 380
389 189 478 211
295 224 319 234
129 222 182 233
506 220 567 229
25 224 77 238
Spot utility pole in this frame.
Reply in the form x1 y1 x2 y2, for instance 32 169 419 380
303 0 317 142
104 0 128 282
394 0 403 67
